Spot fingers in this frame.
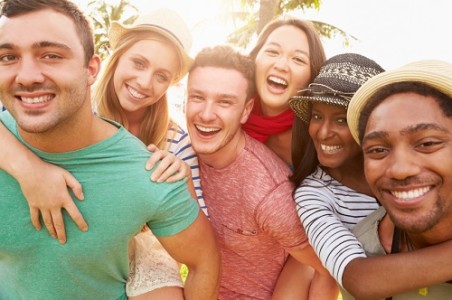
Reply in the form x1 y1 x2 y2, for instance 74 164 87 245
145 150 163 171
65 201 88 232
150 154 176 182
63 171 84 201
30 207 42 230
145 145 190 182
51 209 67 244
41 210 57 240
165 163 191 183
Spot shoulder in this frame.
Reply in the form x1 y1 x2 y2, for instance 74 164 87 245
243 133 292 178
0 111 16 131
352 207 387 255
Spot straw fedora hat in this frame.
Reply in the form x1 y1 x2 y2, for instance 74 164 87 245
347 59 452 144
108 8 193 82
289 53 384 123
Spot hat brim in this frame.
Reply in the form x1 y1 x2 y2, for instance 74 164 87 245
289 94 349 123
347 60 452 144
108 22 193 82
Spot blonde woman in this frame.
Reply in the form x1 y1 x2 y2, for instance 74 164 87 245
0 8 205 299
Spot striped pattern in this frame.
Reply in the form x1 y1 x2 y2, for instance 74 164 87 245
167 124 207 217
294 167 379 286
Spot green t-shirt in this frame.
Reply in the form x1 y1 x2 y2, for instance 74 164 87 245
0 112 199 299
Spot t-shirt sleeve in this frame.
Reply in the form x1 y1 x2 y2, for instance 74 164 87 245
295 182 366 287
256 180 309 250
146 179 200 237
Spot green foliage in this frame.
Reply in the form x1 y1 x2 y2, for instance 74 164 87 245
86 0 138 60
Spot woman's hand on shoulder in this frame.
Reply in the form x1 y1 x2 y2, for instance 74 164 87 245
146 144 191 183
19 161 87 244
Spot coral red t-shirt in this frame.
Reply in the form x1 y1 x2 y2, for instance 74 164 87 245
200 133 309 299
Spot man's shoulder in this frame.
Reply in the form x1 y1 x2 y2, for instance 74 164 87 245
243 133 291 174
0 110 16 131
352 206 387 256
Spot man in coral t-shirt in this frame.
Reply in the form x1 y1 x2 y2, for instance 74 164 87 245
185 45 334 299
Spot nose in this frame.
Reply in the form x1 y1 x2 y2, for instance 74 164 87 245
199 101 216 122
317 120 334 140
274 56 289 72
136 71 153 89
15 57 45 86
385 148 421 180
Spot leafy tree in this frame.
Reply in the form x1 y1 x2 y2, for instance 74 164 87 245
226 0 357 48
85 0 138 60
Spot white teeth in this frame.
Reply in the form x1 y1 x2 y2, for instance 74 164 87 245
21 95 51 104
127 85 146 99
391 187 431 200
268 76 288 86
196 125 220 133
321 144 342 153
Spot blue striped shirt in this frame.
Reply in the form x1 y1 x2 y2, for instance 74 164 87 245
167 124 207 217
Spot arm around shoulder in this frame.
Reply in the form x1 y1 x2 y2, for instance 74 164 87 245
0 121 87 243
343 239 452 299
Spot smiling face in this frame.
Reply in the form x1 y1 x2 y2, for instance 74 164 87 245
186 66 253 168
308 102 362 174
254 25 312 116
363 93 452 234
113 38 180 118
0 9 98 134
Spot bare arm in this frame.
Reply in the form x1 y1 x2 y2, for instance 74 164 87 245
343 239 452 299
272 255 313 300
287 246 339 300
157 211 220 300
0 122 87 243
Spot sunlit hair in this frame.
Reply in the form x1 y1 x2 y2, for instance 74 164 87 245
93 30 182 148
189 44 256 101
249 17 326 86
0 0 94 66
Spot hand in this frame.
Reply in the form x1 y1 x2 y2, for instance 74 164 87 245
146 144 191 183
19 161 88 244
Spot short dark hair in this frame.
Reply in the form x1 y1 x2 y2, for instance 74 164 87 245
358 81 452 143
189 45 256 101
0 0 94 66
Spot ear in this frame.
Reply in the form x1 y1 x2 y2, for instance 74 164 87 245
86 54 101 86
240 97 254 124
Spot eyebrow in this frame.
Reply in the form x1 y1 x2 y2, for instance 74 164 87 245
0 41 71 51
363 122 449 143
188 89 239 100
266 41 310 57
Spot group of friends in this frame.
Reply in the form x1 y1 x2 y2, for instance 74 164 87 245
0 0 451 299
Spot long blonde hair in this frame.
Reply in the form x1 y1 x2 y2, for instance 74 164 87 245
93 30 180 149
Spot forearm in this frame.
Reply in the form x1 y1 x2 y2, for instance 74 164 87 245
343 240 452 299
184 261 220 300
0 121 39 177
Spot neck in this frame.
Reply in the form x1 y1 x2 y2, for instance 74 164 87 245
326 155 372 195
200 130 247 169
265 129 292 165
124 109 146 137
20 104 116 152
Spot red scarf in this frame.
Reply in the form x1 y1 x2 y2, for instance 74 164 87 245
242 95 295 143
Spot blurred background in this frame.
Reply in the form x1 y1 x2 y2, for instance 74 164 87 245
68 0 452 125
